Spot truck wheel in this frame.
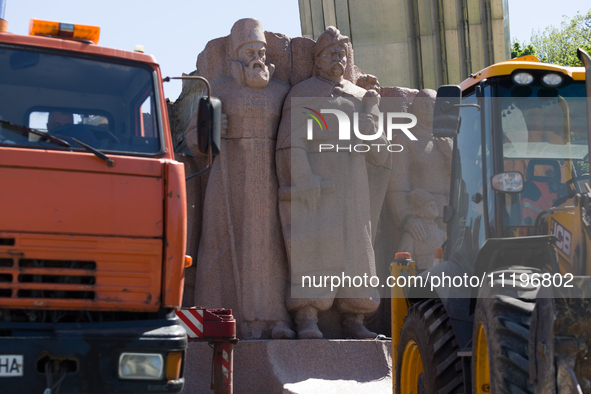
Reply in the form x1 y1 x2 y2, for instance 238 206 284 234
396 299 464 394
472 268 539 394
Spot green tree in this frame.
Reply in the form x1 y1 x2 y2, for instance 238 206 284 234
511 42 537 59
512 10 591 66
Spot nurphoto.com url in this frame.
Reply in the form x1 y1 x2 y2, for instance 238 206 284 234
301 271 575 293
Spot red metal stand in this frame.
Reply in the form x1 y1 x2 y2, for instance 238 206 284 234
176 308 238 394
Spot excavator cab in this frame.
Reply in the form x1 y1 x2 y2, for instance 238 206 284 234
394 54 590 394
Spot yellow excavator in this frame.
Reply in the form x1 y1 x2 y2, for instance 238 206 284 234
393 49 591 393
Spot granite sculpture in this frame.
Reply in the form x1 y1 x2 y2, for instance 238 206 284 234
185 18 294 340
176 20 455 340
275 27 387 339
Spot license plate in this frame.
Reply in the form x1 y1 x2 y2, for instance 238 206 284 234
0 355 23 377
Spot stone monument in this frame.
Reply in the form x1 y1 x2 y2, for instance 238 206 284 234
275 27 387 339
167 16 461 392
173 20 455 342
185 18 294 340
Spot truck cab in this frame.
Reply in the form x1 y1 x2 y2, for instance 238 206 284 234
0 20 188 393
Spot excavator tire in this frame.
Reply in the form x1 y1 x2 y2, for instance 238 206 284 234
530 280 591 394
396 298 464 394
472 267 539 394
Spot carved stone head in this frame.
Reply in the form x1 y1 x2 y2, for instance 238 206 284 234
230 18 266 58
409 188 438 220
409 89 436 129
313 26 349 82
229 18 274 89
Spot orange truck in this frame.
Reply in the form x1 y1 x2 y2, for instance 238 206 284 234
0 16 194 393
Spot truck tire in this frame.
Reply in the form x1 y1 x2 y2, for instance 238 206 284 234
396 298 464 394
472 268 539 394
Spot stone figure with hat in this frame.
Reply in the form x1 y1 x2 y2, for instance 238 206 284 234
275 26 388 339
185 18 295 340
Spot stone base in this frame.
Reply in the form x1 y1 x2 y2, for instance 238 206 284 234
184 339 392 393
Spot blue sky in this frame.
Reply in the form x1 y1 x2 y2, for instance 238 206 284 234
3 0 590 101
509 0 589 43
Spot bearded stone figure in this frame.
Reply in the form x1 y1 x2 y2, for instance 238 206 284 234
185 18 294 340
276 27 386 339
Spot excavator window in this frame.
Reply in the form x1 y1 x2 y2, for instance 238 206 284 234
496 76 588 237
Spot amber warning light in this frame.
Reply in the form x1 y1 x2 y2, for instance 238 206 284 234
29 19 100 44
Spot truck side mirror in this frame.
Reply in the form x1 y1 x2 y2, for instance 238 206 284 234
433 85 462 138
196 96 221 156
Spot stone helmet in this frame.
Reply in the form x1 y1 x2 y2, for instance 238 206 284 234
413 89 436 100
409 88 437 118
313 26 349 59
230 18 267 59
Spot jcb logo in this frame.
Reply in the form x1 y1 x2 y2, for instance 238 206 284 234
552 219 572 258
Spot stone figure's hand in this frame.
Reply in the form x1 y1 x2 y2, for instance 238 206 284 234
405 216 427 241
295 174 322 211
221 113 228 136
363 89 380 113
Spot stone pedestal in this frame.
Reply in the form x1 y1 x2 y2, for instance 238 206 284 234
183 339 392 393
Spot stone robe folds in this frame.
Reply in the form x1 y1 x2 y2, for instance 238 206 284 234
194 76 291 339
276 76 386 312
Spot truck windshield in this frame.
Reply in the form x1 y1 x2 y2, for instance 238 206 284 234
497 77 588 235
0 46 161 155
